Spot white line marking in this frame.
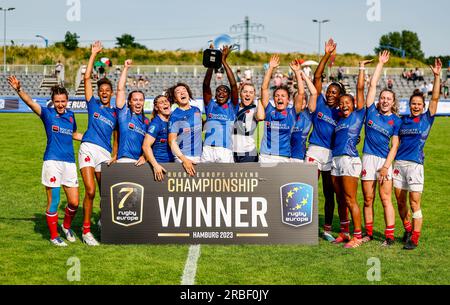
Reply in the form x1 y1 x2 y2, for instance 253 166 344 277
181 244 201 285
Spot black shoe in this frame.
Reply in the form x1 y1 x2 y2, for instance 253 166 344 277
381 238 395 247
403 239 417 250
402 231 412 243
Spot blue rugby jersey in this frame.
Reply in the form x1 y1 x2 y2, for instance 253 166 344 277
204 99 238 149
308 94 341 149
168 106 203 158
396 110 435 164
147 115 174 163
332 108 366 158
116 105 150 160
81 97 117 152
40 107 77 163
260 103 298 157
291 110 313 160
363 103 402 158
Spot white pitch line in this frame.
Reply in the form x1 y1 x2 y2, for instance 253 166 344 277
181 244 201 285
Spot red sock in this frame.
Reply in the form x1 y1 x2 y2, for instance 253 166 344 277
63 204 78 230
324 224 332 232
83 222 91 234
46 212 59 240
411 231 421 245
403 220 412 233
340 220 350 234
353 230 362 239
385 225 395 240
365 221 373 237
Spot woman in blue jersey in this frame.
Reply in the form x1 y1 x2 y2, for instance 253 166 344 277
8 77 83 246
168 83 203 176
360 51 402 247
330 59 371 249
114 59 149 165
202 45 239 163
142 95 174 181
79 41 118 246
393 59 442 250
233 83 265 163
305 38 344 241
259 55 304 163
290 70 317 162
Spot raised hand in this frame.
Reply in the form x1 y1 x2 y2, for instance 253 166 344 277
124 59 132 68
91 41 103 55
379 50 390 64
269 54 280 69
289 60 301 72
430 58 442 76
299 70 307 80
324 38 337 54
222 45 231 62
7 75 21 91
359 59 374 67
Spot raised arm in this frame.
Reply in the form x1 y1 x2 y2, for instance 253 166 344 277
202 66 214 106
7 76 41 116
289 60 305 114
255 98 266 121
302 71 318 113
313 38 337 93
116 59 132 109
221 46 239 105
357 59 374 110
428 58 442 116
142 134 166 181
84 41 103 101
261 54 280 109
366 51 389 108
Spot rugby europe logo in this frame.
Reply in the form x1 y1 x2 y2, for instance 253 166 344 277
280 182 313 227
110 182 144 227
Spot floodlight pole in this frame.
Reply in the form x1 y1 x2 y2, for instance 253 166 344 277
1 7 15 74
312 19 330 59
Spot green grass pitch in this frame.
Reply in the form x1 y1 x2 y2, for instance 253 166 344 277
0 113 449 284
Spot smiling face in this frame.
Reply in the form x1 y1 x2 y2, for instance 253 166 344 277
339 95 355 118
215 85 230 104
240 84 256 107
273 88 290 111
378 90 395 115
128 91 145 115
98 83 113 105
325 84 341 107
154 96 171 117
409 96 425 116
174 85 190 107
53 94 68 114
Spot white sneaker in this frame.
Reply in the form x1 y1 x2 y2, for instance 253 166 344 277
60 224 76 242
50 237 68 247
82 232 100 246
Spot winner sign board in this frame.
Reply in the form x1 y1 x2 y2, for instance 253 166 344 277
101 163 318 244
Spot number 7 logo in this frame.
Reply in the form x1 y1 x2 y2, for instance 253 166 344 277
110 182 144 227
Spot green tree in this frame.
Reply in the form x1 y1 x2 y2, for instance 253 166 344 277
375 30 424 60
116 34 147 49
63 31 79 50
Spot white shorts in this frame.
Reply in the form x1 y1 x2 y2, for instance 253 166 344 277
200 145 234 163
305 145 332 171
393 160 424 193
42 160 78 188
117 158 138 163
361 154 393 181
290 158 304 163
175 155 202 164
78 142 111 172
259 154 291 164
331 156 362 178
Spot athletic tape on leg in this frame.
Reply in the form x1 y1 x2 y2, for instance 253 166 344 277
412 209 422 219
48 187 61 213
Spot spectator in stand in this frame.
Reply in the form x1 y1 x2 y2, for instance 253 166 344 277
420 82 428 96
415 68 424 82
243 68 252 83
338 66 344 81
426 81 433 97
387 78 394 90
235 68 242 83
443 79 449 98
408 69 416 84
402 68 408 80
55 60 64 86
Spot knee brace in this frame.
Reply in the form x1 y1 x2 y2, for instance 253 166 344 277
48 187 61 213
412 209 423 219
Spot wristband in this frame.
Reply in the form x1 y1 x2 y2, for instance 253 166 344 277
16 87 22 93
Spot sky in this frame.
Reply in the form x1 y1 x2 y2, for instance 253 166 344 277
2 0 449 57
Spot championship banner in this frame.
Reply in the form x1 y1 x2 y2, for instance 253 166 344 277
100 163 318 245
